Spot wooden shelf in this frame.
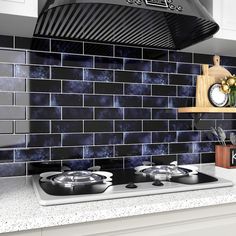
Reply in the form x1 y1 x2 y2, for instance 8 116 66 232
178 107 236 113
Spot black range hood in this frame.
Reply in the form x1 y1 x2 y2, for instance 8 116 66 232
34 0 219 50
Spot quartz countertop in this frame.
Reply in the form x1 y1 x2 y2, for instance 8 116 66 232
1 164 236 234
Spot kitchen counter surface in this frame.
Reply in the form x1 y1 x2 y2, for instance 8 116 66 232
1 164 236 234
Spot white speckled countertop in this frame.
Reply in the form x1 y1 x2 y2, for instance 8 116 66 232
1 164 236 234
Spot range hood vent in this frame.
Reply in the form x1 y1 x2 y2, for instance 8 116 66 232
34 0 219 50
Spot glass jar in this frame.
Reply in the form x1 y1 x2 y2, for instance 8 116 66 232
229 87 236 107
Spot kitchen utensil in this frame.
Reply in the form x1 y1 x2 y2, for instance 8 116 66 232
218 127 226 146
211 127 222 144
230 133 236 145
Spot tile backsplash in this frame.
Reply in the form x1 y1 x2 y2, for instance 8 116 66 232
0 35 236 176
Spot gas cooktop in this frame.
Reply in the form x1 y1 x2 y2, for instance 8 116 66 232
32 164 233 206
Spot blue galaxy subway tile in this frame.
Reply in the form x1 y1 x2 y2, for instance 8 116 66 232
95 82 123 95
15 65 50 79
0 49 25 64
84 121 113 132
63 159 93 171
201 131 217 142
152 132 177 143
152 109 177 120
15 93 50 106
27 134 61 148
169 120 193 131
0 35 13 48
84 146 114 159
143 121 168 131
152 85 177 96
95 57 123 70
51 147 83 160
221 56 236 67
0 78 25 92
125 108 151 120
63 134 93 146
63 108 93 119
143 97 168 108
51 94 83 106
201 153 215 164
169 51 192 63
115 121 142 132
143 144 168 156
0 163 26 177
95 133 123 145
84 69 113 82
124 156 151 168
152 61 176 73
193 53 213 65
152 155 177 165
177 131 200 142
95 108 123 120
63 81 93 94
52 121 83 133
143 72 168 85
216 120 236 130
0 150 14 163
169 97 193 108
51 67 83 80
15 148 50 162
27 161 62 175
124 59 151 72
29 107 61 120
84 42 113 56
178 154 200 165
29 79 61 93
95 158 124 170
115 145 142 157
143 48 168 61
114 96 142 108
84 95 113 107
115 46 142 59
63 54 93 68
177 63 201 75
15 121 50 134
169 74 193 86
0 134 26 148
193 120 216 131
51 39 83 54
115 71 142 83
27 52 61 66
169 143 193 154
125 84 151 95
124 132 151 144
15 37 50 51
225 66 236 75
0 64 13 77
178 86 196 97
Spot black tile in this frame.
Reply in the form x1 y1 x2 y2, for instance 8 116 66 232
125 108 151 120
201 153 215 163
0 35 13 48
143 144 168 155
63 81 93 94
0 163 26 177
169 143 193 154
178 86 196 97
95 133 123 145
152 155 177 165
177 131 200 142
125 156 151 168
95 158 123 170
84 121 113 132
194 53 213 64
0 49 25 63
51 147 83 160
152 85 176 96
152 61 176 73
193 142 215 153
0 78 25 92
84 42 113 56
125 84 151 95
63 54 93 67
29 79 61 93
143 97 168 108
51 67 83 80
200 113 223 120
0 150 14 163
15 148 50 162
63 108 93 119
169 51 192 63
115 121 142 132
95 82 123 95
0 135 25 148
63 160 93 171
115 145 142 157
169 97 193 108
115 46 142 59
216 120 236 130
84 69 113 82
143 48 168 61
15 65 50 79
52 121 83 133
178 154 200 165
224 113 236 119
124 132 151 144
63 134 93 146
27 161 61 175
143 72 168 85
51 94 83 106
115 71 142 83
152 109 177 120
29 107 61 120
0 121 13 134
125 59 151 71
115 96 142 108
15 121 50 134
0 107 25 120
16 93 50 106
0 92 13 105
221 56 236 67
169 74 193 86
28 134 61 147
169 120 193 131
95 57 123 70
27 52 61 65
143 121 168 131
15 37 50 51
84 146 114 159
95 108 123 120
177 63 200 75
194 120 215 130
152 132 176 143
225 66 236 75
0 64 13 77
84 95 113 107
51 40 83 54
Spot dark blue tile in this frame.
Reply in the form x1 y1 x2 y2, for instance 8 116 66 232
216 120 236 130
84 121 113 132
125 156 151 168
194 120 215 131
194 53 213 65
169 120 193 131
201 153 215 164
63 108 93 119
0 35 13 48
178 154 200 165
29 79 61 92
124 132 151 144
177 131 200 142
16 121 49 134
29 107 61 120
169 74 193 86
169 97 193 108
193 142 215 153
84 95 113 107
143 48 168 61
16 65 50 79
143 72 168 85
52 121 83 133
27 161 61 175
143 121 168 131
152 61 176 73
27 134 61 147
125 59 151 71
152 85 176 96
125 84 151 95
115 46 142 59
16 93 49 106
84 69 113 82
178 86 196 97
95 108 123 119
115 71 142 83
15 148 50 162
16 37 50 51
115 96 142 108
95 82 123 95
143 144 168 155
84 42 113 56
226 66 236 75
84 146 114 159
51 147 83 160
51 67 83 80
95 57 123 70
63 81 93 93
177 63 200 75
0 163 26 177
0 150 14 163
51 40 83 54
115 121 142 132
115 145 142 157
63 134 93 146
51 94 83 106
95 158 123 170
152 132 176 143
169 51 192 63
0 64 13 77
221 56 236 67
152 109 177 119
169 143 193 154
0 78 25 92
0 49 25 63
63 54 93 68
125 108 151 119
95 133 123 145
152 155 177 165
63 160 93 171
27 52 61 65
143 97 168 108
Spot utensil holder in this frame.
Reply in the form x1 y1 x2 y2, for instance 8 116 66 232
215 145 236 168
